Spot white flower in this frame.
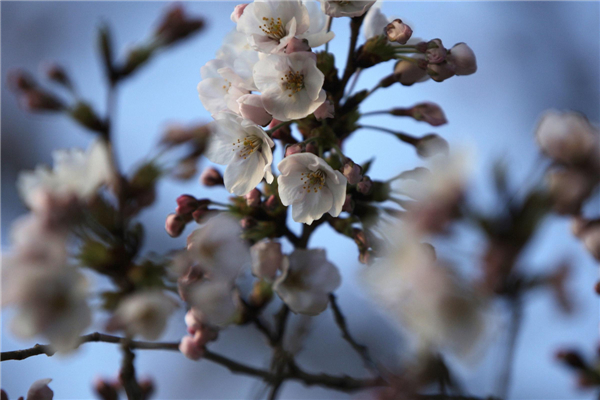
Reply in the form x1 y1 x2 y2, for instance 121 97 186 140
300 0 335 48
273 249 341 315
17 140 113 214
363 224 484 356
205 113 274 196
254 52 326 121
197 59 253 117
237 0 310 54
26 378 54 400
186 214 250 280
362 4 388 39
238 94 273 126
188 280 240 327
251 240 284 281
109 291 177 341
277 153 347 225
3 267 91 352
535 110 599 165
320 0 375 18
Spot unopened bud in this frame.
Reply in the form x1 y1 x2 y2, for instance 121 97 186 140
230 3 248 23
166 213 186 237
427 62 456 82
357 176 373 195
416 134 449 158
192 207 211 223
547 168 594 215
285 38 311 54
179 335 204 360
7 69 37 92
342 159 363 185
161 125 194 146
94 379 119 400
139 379 154 400
155 5 205 46
353 229 369 250
447 42 477 75
21 90 65 112
245 188 261 207
238 94 272 126
285 144 302 157
556 350 587 370
314 100 335 121
393 59 428 86
385 19 412 44
176 194 199 215
426 39 447 64
200 167 224 187
42 63 73 91
264 195 279 211
70 101 106 132
409 102 447 126
342 195 354 213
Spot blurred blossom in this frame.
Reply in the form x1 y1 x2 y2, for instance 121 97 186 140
187 280 240 327
2 267 91 352
205 113 274 196
200 167 224 187
447 42 477 75
26 378 54 400
546 168 595 215
363 5 388 39
273 249 341 315
386 19 412 44
154 4 205 46
245 188 262 207
17 140 114 215
165 213 186 238
408 102 447 126
107 291 177 341
364 224 485 356
342 158 363 185
251 240 284 281
314 99 335 121
277 153 347 225
536 110 600 166
321 0 375 18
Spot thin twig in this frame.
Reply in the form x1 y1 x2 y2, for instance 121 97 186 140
495 296 523 399
120 342 143 400
329 294 379 374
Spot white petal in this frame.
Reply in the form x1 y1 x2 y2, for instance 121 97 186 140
224 152 266 196
291 186 333 224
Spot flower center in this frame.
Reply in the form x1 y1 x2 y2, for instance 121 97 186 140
221 79 232 93
300 169 326 193
232 136 261 160
281 69 305 97
260 16 286 40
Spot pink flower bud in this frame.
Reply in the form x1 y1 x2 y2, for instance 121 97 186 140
26 379 53 400
427 62 456 82
342 195 354 213
314 100 335 121
176 194 199 215
357 177 373 195
230 3 248 22
251 240 283 281
447 42 477 75
179 335 204 360
238 94 272 126
93 379 119 400
264 195 279 211
165 213 186 237
426 39 447 64
200 167 224 187
409 102 447 126
285 144 302 157
416 134 449 158
285 38 311 54
393 59 428 86
385 19 412 44
245 188 261 207
342 160 363 185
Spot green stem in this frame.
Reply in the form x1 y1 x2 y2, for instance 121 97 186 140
357 124 419 145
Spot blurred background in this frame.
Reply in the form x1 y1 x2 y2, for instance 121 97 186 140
1 1 599 399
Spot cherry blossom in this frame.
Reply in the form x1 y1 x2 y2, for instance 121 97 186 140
273 249 341 315
197 59 253 117
205 113 274 196
277 153 347 225
251 240 284 281
254 52 326 121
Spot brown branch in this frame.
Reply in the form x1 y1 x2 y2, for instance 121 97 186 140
329 294 379 374
119 342 143 400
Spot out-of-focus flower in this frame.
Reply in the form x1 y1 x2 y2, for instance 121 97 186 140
546 168 595 215
363 224 485 356
26 378 54 400
187 280 240 327
357 176 373 195
273 249 341 315
314 100 335 121
205 113 274 196
408 102 447 126
237 0 310 53
200 167 224 187
3 267 91 352
154 4 205 46
320 0 375 18
362 5 388 39
237 94 273 126
342 159 363 185
415 134 450 158
536 110 599 166
107 291 177 341
277 153 347 225
447 42 477 76
385 19 412 44
165 213 187 238
179 334 205 360
251 240 284 281
254 52 326 121
18 140 114 215
245 188 262 207
179 309 219 360
186 214 250 280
